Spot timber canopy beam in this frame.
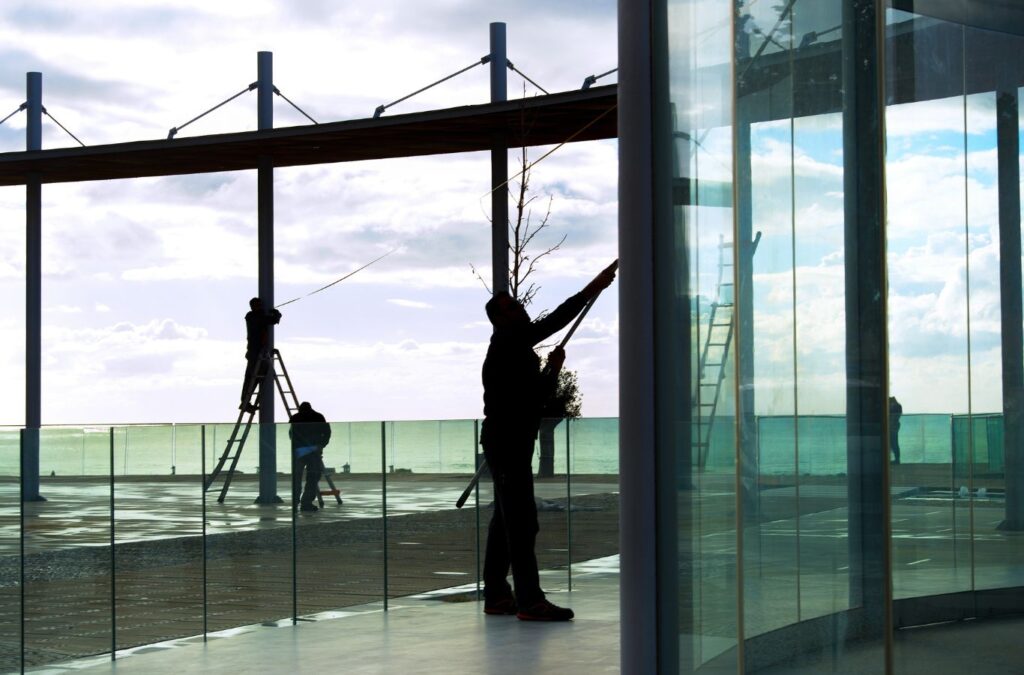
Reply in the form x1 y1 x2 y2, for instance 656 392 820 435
0 84 617 186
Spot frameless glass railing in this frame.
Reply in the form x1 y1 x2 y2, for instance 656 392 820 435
4 416 620 671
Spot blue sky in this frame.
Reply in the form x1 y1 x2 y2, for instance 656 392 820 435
0 0 619 425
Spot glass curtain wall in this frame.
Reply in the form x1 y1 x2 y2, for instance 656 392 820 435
660 0 1024 672
664 0 888 671
884 5 1024 659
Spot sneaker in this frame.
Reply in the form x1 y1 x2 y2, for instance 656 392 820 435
483 596 517 616
516 599 574 621
299 503 318 513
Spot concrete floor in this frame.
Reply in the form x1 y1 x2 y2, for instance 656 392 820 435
37 558 623 675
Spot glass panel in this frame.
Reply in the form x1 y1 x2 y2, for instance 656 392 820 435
668 0 740 669
568 417 620 585
377 420 477 605
533 418 570 593
0 428 20 672
963 86 998 598
113 424 203 651
740 20 800 634
735 2 867 669
471 424 490 601
965 36 1024 597
792 109 850 625
296 420 385 615
23 427 113 667
886 10 973 602
204 422 294 630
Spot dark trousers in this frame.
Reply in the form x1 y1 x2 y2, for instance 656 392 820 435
890 426 901 464
240 351 269 404
482 438 544 607
293 452 323 506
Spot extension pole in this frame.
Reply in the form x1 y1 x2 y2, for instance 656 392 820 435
489 22 508 295
24 72 44 502
255 51 281 504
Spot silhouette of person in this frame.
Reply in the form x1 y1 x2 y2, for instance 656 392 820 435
239 297 281 413
889 395 903 464
480 260 617 621
290 401 332 512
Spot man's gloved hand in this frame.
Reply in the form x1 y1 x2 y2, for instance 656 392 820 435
546 345 566 374
583 259 619 300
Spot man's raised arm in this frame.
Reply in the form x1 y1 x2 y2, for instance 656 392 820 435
529 260 618 345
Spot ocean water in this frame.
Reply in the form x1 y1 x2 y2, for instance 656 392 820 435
0 417 622 478
0 414 1002 479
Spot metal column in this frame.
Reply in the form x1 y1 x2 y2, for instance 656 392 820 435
618 1 660 671
24 72 44 502
489 22 509 295
996 71 1024 531
842 0 892 647
255 51 281 505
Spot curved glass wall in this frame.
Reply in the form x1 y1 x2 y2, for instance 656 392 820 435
663 0 1024 672
884 5 1024 649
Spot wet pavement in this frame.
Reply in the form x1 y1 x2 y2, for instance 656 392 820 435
0 475 617 553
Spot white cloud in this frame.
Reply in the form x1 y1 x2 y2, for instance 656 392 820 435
47 304 82 314
387 299 433 309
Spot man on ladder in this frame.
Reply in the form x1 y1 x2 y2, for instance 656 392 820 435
290 402 332 512
240 297 281 413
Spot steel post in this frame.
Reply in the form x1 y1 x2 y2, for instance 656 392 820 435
24 72 43 502
489 22 509 295
256 51 281 504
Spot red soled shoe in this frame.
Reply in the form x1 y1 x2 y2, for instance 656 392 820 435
516 599 574 621
484 595 518 615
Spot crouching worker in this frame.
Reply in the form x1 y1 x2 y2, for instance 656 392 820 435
290 402 332 513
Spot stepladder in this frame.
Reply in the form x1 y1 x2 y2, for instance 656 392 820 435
694 232 759 469
204 348 344 506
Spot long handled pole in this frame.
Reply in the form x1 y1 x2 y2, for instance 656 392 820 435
455 291 603 509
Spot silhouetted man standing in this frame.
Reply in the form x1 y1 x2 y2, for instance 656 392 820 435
481 260 617 621
290 401 332 512
240 297 281 413
889 395 903 464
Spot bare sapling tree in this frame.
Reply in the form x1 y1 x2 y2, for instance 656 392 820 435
507 145 565 307
473 141 582 478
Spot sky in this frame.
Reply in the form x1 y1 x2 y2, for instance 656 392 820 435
0 0 620 425
2 1 1016 429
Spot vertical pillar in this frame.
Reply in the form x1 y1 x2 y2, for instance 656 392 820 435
842 0 891 644
255 51 280 505
618 1 660 671
24 72 44 502
489 22 509 295
734 18 760 532
996 73 1024 531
